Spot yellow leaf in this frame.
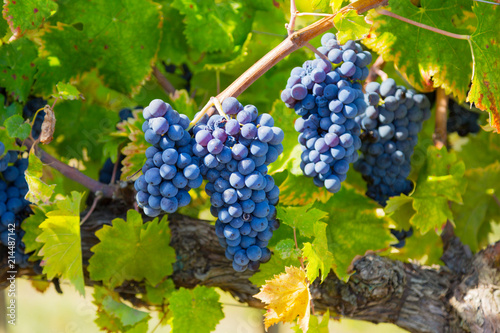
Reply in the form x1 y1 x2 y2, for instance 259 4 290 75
254 266 311 332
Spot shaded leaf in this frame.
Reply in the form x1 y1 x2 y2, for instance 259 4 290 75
4 115 30 140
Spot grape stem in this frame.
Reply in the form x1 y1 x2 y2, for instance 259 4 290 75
365 55 387 85
80 194 101 225
23 138 116 198
434 88 448 149
188 99 215 128
376 9 470 40
492 193 500 207
211 97 229 120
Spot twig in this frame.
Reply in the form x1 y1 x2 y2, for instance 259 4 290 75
297 12 334 17
23 138 116 198
80 194 101 225
152 66 179 99
365 55 386 85
189 99 215 128
305 42 330 63
492 193 500 207
376 9 470 40
110 151 122 184
216 70 220 95
211 97 229 120
434 88 448 149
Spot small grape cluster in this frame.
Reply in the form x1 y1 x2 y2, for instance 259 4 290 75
390 227 413 248
0 143 31 267
447 99 480 136
192 97 283 272
353 78 431 206
281 33 370 193
134 100 202 217
22 97 47 140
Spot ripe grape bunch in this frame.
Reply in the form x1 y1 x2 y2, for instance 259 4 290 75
0 143 31 267
281 33 371 193
353 78 431 206
134 100 202 217
192 97 284 272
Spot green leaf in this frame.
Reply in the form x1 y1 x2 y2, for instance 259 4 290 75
452 162 500 252
120 110 148 179
4 115 30 140
293 309 330 333
55 82 84 100
35 0 163 95
168 286 224 333
406 147 466 233
93 286 150 333
275 239 300 259
302 222 334 282
334 10 370 44
364 0 474 100
249 253 301 287
145 279 176 306
22 205 55 255
0 39 38 102
277 203 328 238
36 191 85 295
88 210 176 288
467 3 500 132
2 0 57 36
455 129 500 169
25 148 56 205
157 4 189 65
0 128 19 153
316 188 393 281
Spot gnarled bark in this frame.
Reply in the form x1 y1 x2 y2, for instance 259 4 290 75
2 198 499 333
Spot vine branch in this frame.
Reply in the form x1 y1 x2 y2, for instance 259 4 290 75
152 66 180 99
23 138 116 198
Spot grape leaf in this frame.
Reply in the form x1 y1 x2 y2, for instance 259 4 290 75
302 221 334 282
334 10 371 44
277 202 328 237
88 210 175 288
0 128 19 153
2 0 57 37
452 162 500 252
316 188 393 281
144 279 175 306
0 38 38 102
22 205 55 255
454 129 500 169
157 4 189 65
93 285 150 333
119 110 148 180
36 191 85 295
249 253 301 287
35 0 162 96
406 146 466 233
364 0 474 100
279 172 334 206
254 266 311 332
293 309 330 333
25 147 56 205
4 115 30 139
55 82 84 100
168 286 224 333
467 3 500 132
275 239 300 260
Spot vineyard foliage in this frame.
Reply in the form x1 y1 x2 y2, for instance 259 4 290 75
0 0 499 332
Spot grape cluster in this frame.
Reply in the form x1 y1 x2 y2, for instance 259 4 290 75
281 33 370 193
23 97 47 140
192 97 283 272
134 100 202 217
353 78 431 206
447 99 480 136
0 143 31 267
